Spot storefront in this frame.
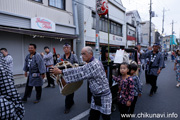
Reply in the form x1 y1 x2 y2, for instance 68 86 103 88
0 11 78 75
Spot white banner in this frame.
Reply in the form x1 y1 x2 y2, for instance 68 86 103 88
114 49 124 64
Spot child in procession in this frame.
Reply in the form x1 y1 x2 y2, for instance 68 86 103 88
128 63 143 117
112 62 134 120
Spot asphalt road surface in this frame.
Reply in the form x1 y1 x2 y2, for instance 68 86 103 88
17 60 180 120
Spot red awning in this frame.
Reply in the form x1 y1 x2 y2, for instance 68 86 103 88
127 35 136 41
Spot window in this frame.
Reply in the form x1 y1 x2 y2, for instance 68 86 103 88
92 12 123 36
114 23 117 35
110 22 114 34
110 22 122 36
98 19 102 31
49 0 65 10
92 17 96 29
117 24 121 36
141 33 143 43
101 18 107 32
32 0 42 3
101 18 105 32
104 19 108 32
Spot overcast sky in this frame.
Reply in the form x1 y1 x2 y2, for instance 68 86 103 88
121 0 180 38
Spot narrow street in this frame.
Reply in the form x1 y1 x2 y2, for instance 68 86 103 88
17 60 180 120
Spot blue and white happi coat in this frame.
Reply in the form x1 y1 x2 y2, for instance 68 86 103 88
63 58 112 115
0 53 25 119
4 54 13 73
132 75 143 96
23 52 46 86
142 50 164 76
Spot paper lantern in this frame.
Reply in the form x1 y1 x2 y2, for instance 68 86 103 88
96 0 108 16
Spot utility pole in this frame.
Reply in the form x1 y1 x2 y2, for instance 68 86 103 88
162 8 165 34
161 8 165 49
95 0 100 59
161 8 169 50
149 0 152 46
162 8 169 34
170 20 174 51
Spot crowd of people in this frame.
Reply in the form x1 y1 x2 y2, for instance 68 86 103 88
109 43 164 119
20 43 79 115
50 43 165 120
0 42 179 120
0 43 79 119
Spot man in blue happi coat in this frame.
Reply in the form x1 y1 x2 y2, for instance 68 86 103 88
22 44 46 103
141 43 164 96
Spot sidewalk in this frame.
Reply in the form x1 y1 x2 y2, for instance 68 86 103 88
14 75 47 88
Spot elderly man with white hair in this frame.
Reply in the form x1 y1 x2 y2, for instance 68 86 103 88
51 46 112 120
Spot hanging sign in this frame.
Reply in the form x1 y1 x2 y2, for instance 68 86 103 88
31 17 55 32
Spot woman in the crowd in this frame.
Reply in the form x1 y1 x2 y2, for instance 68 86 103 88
174 50 180 87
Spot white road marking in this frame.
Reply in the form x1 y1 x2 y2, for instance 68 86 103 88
70 109 90 120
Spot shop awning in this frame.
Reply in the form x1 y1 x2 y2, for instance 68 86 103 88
0 26 78 39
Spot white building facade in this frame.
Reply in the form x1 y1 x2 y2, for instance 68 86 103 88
141 21 156 47
126 10 142 48
0 0 79 74
162 35 170 50
76 0 126 58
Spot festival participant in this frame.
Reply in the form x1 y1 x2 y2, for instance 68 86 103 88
22 44 46 103
171 51 176 62
41 46 55 88
135 43 143 78
141 43 164 96
51 46 112 120
56 53 63 63
0 52 25 119
174 50 180 87
60 43 78 114
128 63 142 117
0 48 13 73
144 46 152 84
112 62 134 120
164 50 168 61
